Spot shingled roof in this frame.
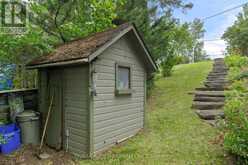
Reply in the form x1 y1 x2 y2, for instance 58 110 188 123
27 23 157 71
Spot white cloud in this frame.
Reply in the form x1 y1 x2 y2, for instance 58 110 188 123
204 8 240 59
204 40 226 59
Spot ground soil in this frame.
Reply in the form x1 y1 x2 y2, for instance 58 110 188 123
0 145 79 165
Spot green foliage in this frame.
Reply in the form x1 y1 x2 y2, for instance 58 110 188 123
29 0 122 42
225 55 248 68
235 71 248 81
223 5 248 55
160 55 181 77
224 80 248 161
223 55 248 162
117 0 206 77
0 0 123 88
0 134 5 145
225 55 248 82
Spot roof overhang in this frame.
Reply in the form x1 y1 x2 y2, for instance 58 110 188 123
26 58 88 69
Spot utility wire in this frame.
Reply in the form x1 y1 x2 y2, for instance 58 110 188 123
202 2 248 21
203 39 224 42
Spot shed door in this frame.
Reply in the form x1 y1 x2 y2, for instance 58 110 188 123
63 66 89 156
46 69 63 150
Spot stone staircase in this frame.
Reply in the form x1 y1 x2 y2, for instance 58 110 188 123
192 58 227 126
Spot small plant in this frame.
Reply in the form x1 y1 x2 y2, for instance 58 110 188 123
0 134 6 145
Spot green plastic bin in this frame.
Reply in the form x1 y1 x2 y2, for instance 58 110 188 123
16 111 40 145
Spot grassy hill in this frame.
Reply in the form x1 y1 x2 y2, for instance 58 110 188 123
82 61 226 165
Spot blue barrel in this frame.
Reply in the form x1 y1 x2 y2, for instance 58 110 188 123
0 123 21 154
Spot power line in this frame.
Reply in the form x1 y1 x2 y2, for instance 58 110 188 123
202 2 248 21
202 39 224 42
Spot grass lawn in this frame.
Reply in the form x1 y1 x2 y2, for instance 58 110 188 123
81 61 226 165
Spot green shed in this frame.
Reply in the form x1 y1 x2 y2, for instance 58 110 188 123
26 23 157 158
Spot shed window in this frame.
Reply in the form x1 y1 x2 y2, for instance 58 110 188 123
116 63 132 95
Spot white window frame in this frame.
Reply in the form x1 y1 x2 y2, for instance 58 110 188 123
115 62 132 95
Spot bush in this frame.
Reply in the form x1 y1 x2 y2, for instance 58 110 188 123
160 55 180 77
146 73 156 97
223 54 248 162
225 54 248 68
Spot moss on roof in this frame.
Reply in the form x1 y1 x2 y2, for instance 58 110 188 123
27 23 131 66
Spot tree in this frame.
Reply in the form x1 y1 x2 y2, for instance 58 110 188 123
0 0 123 88
189 18 206 62
117 0 196 76
29 0 123 43
223 5 248 55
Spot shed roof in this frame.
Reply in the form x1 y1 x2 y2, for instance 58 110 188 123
27 23 157 71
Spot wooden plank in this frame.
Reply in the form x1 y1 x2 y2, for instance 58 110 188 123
94 126 141 151
94 112 142 130
94 102 143 115
95 117 142 137
94 108 142 122
0 88 37 94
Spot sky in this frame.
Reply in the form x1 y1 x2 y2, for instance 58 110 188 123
174 0 247 59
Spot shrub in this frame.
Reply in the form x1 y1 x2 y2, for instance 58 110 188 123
160 55 180 77
223 55 248 162
225 55 248 68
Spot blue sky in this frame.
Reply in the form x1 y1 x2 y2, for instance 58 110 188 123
174 0 247 59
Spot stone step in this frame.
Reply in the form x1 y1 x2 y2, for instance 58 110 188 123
195 87 224 91
204 120 217 126
207 77 226 80
213 64 226 66
204 82 227 86
212 64 226 67
194 91 225 97
204 84 226 88
206 80 227 83
212 67 228 70
206 77 227 81
208 74 227 77
194 96 225 102
192 101 224 110
208 75 226 77
205 84 226 89
208 72 228 75
205 80 228 84
204 83 228 87
214 61 226 66
211 70 228 73
196 110 224 120
209 69 227 72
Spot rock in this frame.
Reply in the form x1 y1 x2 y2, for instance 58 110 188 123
196 110 224 120
195 87 224 91
194 91 225 97
192 101 224 110
194 96 225 102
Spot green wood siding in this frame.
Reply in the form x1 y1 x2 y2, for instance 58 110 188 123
63 66 89 157
38 69 48 115
38 66 90 158
46 69 63 149
92 35 146 154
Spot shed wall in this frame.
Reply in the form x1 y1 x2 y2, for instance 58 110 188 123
38 66 90 157
92 35 146 154
63 66 89 157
